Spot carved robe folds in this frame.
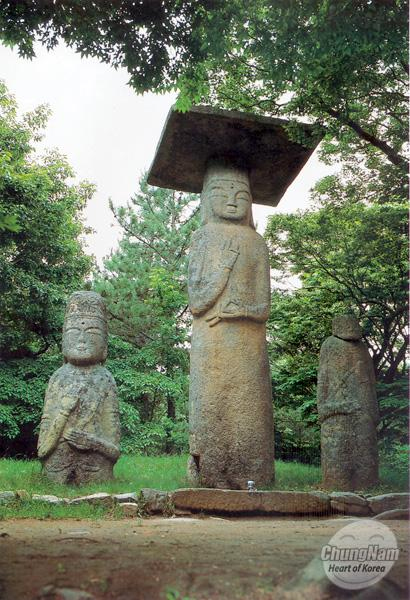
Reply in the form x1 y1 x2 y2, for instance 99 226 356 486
39 364 120 484
188 223 274 489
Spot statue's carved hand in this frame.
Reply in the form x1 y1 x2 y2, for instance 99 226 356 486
206 300 243 327
38 440 52 459
221 238 240 270
64 429 96 451
61 394 79 413
221 300 241 315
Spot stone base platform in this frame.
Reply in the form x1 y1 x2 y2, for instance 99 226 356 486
2 489 409 519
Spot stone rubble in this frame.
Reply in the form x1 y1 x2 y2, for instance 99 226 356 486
118 502 140 517
32 494 68 505
368 493 410 514
329 491 370 516
373 508 409 520
0 491 15 504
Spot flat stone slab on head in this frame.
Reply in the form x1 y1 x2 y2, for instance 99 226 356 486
147 105 321 206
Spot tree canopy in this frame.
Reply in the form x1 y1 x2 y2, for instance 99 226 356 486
267 199 408 384
0 80 94 359
94 177 199 453
0 0 234 92
1 1 406 170
0 3 408 467
186 0 408 171
265 148 408 462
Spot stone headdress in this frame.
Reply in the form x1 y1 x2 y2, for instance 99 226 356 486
64 291 107 330
63 291 108 363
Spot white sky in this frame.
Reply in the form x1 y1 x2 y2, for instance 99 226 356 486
0 42 336 265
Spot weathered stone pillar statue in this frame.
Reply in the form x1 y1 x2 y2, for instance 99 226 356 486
37 291 120 484
147 105 321 489
317 315 379 491
187 162 274 489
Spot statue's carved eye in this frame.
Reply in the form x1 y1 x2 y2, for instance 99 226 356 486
235 191 250 202
86 328 103 336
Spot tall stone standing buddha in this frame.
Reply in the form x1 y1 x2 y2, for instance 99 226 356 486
148 106 321 489
187 162 273 488
37 291 120 484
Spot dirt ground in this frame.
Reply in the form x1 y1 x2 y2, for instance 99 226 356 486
0 516 408 600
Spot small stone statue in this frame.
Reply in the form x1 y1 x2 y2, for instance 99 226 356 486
37 291 120 484
317 315 379 491
187 161 274 489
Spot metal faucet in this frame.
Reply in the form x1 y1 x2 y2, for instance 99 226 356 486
247 480 256 492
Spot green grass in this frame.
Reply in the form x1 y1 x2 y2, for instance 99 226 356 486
0 501 122 520
0 455 407 519
0 454 190 498
269 461 322 491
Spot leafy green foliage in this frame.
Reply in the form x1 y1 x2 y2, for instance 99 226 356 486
95 178 199 349
1 1 406 171
0 352 61 456
94 178 200 454
266 159 408 463
188 0 408 171
0 1 237 93
377 377 409 448
0 81 94 359
106 336 189 455
274 406 320 465
267 190 408 385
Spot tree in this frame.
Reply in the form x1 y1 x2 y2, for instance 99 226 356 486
94 176 199 453
0 81 94 455
265 160 408 461
186 0 408 171
1 1 406 172
267 204 408 383
0 1 236 93
0 80 94 359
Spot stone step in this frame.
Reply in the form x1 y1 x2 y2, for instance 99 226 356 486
171 488 331 515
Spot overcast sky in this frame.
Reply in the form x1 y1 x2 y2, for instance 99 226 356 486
1 42 336 265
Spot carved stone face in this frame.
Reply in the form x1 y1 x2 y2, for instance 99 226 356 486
202 164 253 225
63 316 107 366
332 315 362 341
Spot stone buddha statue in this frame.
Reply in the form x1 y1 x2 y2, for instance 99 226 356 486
317 314 379 490
187 161 274 489
37 291 120 484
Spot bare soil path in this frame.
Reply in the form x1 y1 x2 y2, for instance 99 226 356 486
0 517 408 600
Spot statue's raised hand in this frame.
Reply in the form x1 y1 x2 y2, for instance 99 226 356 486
221 238 240 270
38 438 54 459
